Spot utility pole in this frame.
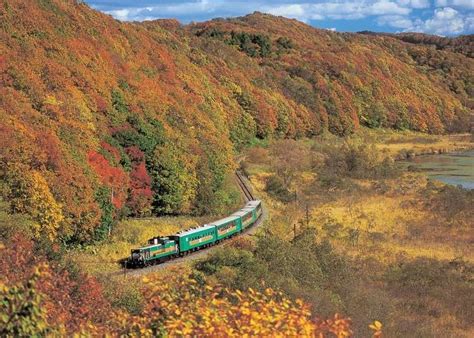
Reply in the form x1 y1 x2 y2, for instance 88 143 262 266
294 190 298 238
109 186 114 237
305 204 310 228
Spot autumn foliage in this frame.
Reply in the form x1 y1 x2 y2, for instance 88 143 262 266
0 235 112 334
0 0 472 243
126 272 353 337
87 150 129 209
0 236 358 337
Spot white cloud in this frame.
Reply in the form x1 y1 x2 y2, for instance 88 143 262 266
435 0 474 10
103 1 414 22
108 8 132 21
397 0 431 9
266 1 412 21
408 7 470 34
105 0 230 22
90 0 473 35
377 14 414 28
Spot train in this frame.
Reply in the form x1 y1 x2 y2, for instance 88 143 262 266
126 200 262 268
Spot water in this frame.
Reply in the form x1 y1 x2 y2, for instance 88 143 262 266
402 150 474 189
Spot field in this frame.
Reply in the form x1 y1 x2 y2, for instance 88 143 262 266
204 130 474 337
64 130 474 277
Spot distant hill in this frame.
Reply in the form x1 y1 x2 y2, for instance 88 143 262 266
358 31 474 58
0 1 472 243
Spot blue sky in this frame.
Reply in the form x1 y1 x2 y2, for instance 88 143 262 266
85 0 474 36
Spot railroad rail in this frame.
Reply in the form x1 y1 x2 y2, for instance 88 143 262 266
236 171 254 201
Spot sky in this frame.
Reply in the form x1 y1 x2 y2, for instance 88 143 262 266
85 0 474 36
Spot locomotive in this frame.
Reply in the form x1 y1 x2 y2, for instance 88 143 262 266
127 200 262 268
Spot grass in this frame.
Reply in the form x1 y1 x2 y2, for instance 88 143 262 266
361 129 473 157
309 177 474 264
236 130 474 336
66 215 216 276
244 131 473 263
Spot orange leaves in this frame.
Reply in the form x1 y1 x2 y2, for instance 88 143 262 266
1 0 470 245
314 314 353 338
0 240 357 337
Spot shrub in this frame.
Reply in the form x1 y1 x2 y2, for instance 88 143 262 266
322 141 398 179
423 183 474 227
384 258 473 326
131 269 352 337
0 265 53 337
265 175 293 203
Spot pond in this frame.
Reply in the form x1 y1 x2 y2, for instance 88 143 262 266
402 150 474 190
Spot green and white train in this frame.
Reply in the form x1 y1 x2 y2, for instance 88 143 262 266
127 200 262 268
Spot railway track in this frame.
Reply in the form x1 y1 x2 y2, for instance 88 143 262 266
235 171 254 202
115 171 264 276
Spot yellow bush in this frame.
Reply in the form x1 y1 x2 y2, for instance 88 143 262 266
7 169 64 241
115 270 353 337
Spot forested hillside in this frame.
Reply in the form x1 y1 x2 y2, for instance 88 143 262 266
359 31 474 58
0 0 472 244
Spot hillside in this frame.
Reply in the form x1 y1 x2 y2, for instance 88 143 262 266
0 0 473 244
359 31 474 58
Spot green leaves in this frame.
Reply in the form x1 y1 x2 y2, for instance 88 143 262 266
0 269 52 337
149 142 198 214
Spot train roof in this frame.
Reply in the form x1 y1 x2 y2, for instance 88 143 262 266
232 208 253 217
246 200 261 206
136 242 164 251
175 224 215 237
209 215 239 227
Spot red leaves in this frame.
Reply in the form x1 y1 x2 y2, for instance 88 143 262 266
100 141 121 162
36 132 62 170
130 162 151 189
0 55 7 72
94 95 108 113
88 144 152 214
87 150 129 209
0 235 112 333
128 159 153 216
125 146 145 162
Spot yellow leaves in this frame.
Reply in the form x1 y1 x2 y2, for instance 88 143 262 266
369 320 383 330
369 320 383 337
6 169 64 242
132 272 352 337
43 95 62 106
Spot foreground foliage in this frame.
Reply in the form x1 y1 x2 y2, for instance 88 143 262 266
123 272 352 337
0 235 355 337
